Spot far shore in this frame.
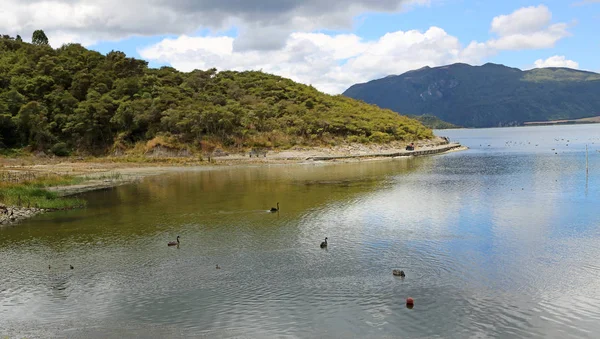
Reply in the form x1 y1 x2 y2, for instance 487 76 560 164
0 138 465 226
524 115 600 126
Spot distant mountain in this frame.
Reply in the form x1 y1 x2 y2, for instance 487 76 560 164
343 63 600 128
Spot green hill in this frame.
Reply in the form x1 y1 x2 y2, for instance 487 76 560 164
0 34 432 156
343 63 600 128
409 114 459 129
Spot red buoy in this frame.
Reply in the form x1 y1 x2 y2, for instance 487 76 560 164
406 297 414 306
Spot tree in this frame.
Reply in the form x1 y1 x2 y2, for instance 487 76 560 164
32 30 49 45
13 101 53 149
16 35 22 42
0 35 433 154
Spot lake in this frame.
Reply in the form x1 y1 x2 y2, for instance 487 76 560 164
1 124 600 338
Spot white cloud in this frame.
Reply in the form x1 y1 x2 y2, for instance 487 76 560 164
140 27 478 94
488 23 569 50
460 41 497 61
487 5 570 50
140 5 572 94
0 0 429 49
533 56 579 69
491 5 552 36
0 2 574 93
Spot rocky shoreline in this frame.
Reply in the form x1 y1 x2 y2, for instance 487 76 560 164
0 203 86 226
0 204 48 226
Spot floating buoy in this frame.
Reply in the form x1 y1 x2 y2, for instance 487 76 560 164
406 297 414 307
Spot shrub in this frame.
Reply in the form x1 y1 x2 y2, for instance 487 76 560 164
50 142 70 156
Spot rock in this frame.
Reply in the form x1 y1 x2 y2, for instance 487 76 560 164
0 205 51 226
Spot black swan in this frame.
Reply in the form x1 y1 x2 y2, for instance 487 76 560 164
320 237 328 248
168 236 180 246
270 202 279 212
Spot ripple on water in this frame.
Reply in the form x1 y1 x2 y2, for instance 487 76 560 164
2 126 600 337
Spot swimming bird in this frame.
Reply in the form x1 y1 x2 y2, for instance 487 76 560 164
270 202 279 212
216 264 221 269
168 236 180 246
393 270 405 277
70 265 74 270
320 237 328 248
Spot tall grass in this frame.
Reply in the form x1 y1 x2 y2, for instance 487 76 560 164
0 171 84 186
0 171 86 209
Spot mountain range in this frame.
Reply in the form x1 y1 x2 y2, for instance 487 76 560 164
343 63 600 128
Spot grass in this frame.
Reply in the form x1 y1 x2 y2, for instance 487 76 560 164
0 148 27 157
0 171 87 209
95 171 123 180
81 171 124 181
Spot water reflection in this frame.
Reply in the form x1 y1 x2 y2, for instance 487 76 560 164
1 124 600 337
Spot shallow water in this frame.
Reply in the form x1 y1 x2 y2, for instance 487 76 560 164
1 124 600 338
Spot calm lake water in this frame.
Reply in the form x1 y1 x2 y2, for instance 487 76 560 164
1 124 600 338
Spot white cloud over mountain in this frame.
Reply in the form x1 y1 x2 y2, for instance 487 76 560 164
140 5 572 94
139 27 472 94
0 2 574 94
533 56 579 69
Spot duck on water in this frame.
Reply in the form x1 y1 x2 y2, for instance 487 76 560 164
392 270 405 277
168 236 180 246
270 202 279 212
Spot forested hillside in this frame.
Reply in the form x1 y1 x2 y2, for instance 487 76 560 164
0 33 431 156
344 63 600 128
409 114 459 129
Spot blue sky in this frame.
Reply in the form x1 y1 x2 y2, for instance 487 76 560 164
353 0 598 69
1 0 598 93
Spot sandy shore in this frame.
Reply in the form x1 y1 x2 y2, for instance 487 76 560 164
0 139 465 225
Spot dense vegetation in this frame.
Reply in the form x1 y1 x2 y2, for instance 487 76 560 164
343 63 600 128
0 33 432 156
409 114 459 129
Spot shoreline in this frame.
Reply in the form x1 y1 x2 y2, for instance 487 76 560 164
1 140 465 226
46 142 465 196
